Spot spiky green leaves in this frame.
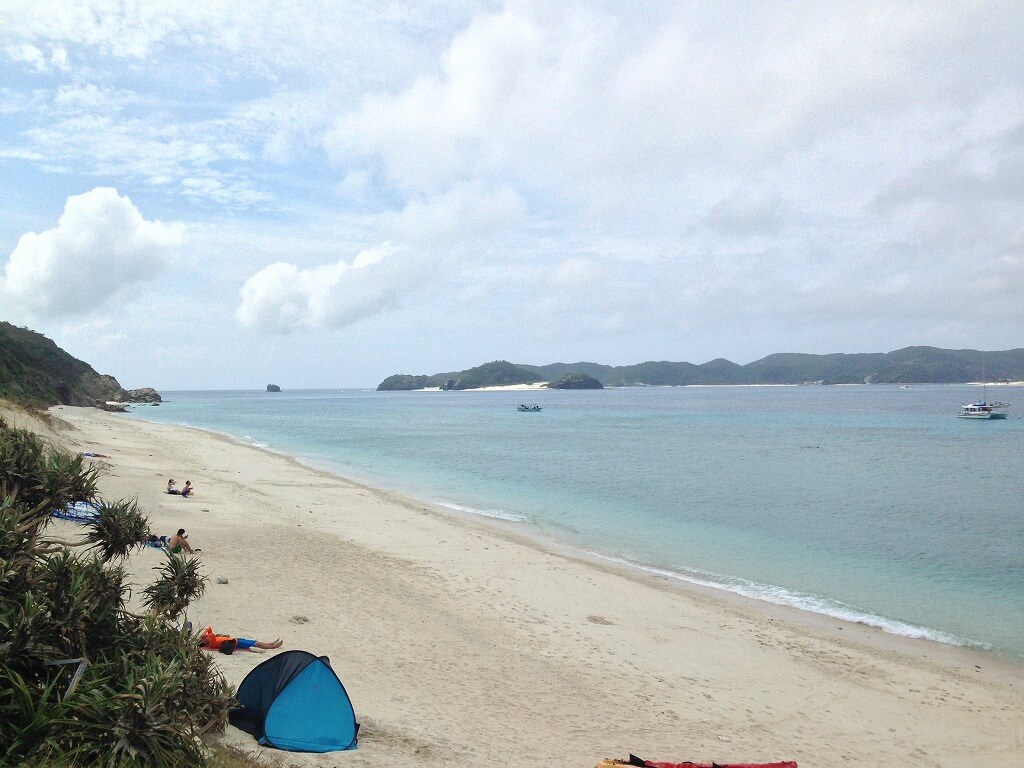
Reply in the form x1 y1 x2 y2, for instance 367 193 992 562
82 499 148 563
0 418 233 767
0 420 100 533
142 553 207 621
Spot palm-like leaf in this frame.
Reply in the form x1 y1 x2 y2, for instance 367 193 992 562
141 554 206 620
0 418 233 766
0 420 99 516
82 498 148 562
0 667 71 767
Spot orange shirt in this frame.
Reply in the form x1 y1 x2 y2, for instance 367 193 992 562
201 626 233 650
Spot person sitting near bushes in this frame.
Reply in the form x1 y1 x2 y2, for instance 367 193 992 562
199 626 283 654
167 529 200 554
166 479 179 494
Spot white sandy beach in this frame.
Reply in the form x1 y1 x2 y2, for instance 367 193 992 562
415 382 551 391
35 406 1024 767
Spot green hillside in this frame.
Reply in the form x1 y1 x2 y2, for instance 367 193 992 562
378 360 542 391
379 347 1024 389
0 322 131 406
547 373 604 389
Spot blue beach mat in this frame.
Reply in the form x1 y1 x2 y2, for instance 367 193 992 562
52 501 101 523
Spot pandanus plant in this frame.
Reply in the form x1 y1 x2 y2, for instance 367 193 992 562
0 419 233 766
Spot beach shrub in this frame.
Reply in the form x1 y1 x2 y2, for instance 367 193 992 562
0 418 232 768
142 554 207 621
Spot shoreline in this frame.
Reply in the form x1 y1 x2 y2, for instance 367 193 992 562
47 406 1024 767
123 405 1017 663
391 381 1024 391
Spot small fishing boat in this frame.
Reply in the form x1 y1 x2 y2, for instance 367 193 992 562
517 404 542 412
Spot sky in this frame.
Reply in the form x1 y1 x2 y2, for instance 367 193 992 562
1 1 1022 389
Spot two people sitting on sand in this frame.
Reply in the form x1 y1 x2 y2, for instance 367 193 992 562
166 479 195 497
199 626 283 654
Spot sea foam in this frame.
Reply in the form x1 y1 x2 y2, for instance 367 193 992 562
587 552 988 650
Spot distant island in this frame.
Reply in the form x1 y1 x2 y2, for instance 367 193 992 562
267 384 281 392
0 322 161 408
548 373 603 389
377 347 1024 390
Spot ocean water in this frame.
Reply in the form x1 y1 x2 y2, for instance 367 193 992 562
126 385 1024 658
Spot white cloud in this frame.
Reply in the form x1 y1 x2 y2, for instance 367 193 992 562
235 244 422 333
50 46 69 71
6 42 47 71
706 189 786 237
3 2 1024 382
19 112 274 207
329 3 1019 218
381 184 526 245
0 187 185 320
5 42 70 72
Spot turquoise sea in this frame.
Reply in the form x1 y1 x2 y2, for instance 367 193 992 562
126 385 1024 658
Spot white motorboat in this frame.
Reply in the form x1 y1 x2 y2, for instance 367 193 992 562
958 401 1009 419
958 353 1010 419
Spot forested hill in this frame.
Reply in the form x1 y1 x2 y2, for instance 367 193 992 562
0 322 146 406
377 347 1024 390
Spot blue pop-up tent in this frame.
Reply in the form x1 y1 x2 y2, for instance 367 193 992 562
229 650 358 752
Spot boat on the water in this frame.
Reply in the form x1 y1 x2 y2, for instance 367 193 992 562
958 401 1009 419
958 354 1010 419
517 404 542 412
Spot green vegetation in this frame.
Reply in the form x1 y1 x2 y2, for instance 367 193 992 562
376 374 438 391
381 347 1024 389
0 322 127 406
378 360 542 390
448 360 542 389
547 373 604 389
0 418 232 767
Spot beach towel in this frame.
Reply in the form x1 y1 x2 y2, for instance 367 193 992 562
597 757 797 768
52 501 101 523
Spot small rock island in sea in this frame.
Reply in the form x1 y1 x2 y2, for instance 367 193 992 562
266 384 281 393
547 373 604 389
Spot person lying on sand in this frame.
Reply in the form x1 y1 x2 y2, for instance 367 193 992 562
166 478 179 494
199 626 283 654
167 529 200 554
180 480 194 498
143 534 170 548
80 451 111 458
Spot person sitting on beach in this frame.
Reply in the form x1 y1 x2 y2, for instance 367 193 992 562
199 626 283 653
166 479 179 495
180 480 194 498
167 528 200 554
144 534 170 548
